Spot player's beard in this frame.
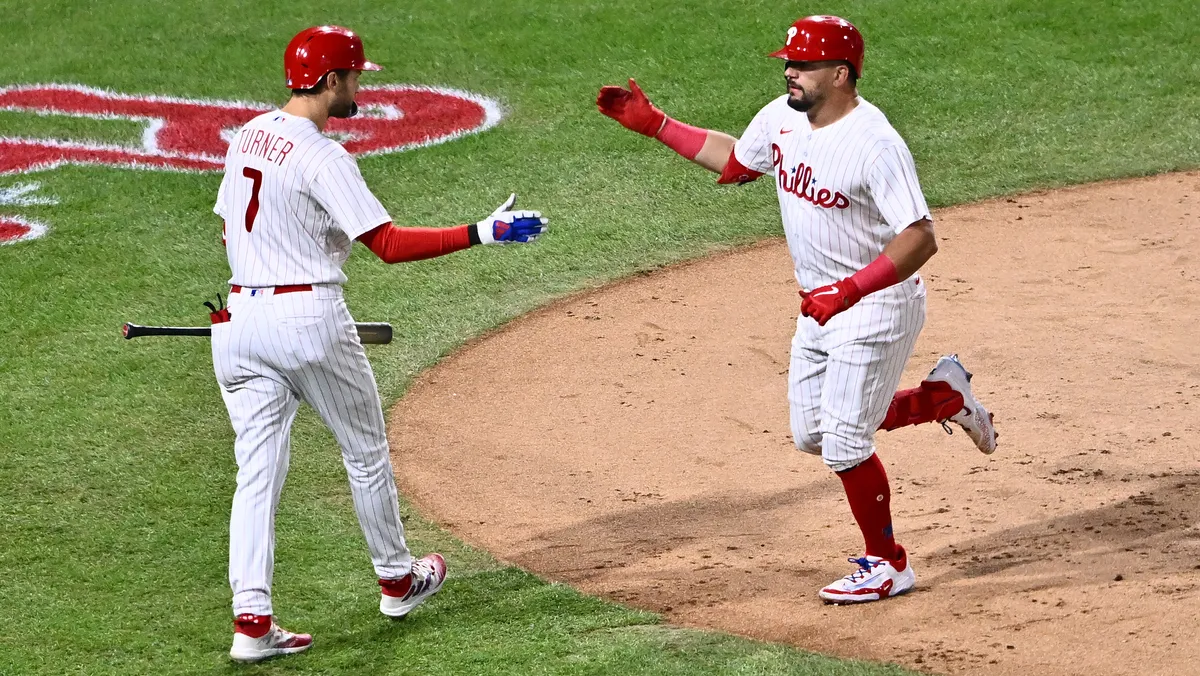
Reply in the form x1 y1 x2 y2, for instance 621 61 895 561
329 96 357 119
328 82 358 119
786 85 818 112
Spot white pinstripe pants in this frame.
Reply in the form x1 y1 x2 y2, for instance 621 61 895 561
789 282 926 472
212 285 412 616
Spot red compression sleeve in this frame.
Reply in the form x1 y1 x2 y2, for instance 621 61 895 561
357 222 472 264
717 154 763 185
847 255 901 297
655 117 707 160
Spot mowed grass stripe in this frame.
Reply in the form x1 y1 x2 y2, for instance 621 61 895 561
0 0 1197 673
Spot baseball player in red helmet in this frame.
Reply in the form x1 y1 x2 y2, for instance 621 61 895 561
214 26 547 662
597 15 997 604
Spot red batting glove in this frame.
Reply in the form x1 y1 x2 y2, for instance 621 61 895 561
596 78 667 138
799 278 864 326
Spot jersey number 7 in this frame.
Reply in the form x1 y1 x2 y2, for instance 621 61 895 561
242 167 263 232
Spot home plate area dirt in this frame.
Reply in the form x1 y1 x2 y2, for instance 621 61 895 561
390 172 1200 676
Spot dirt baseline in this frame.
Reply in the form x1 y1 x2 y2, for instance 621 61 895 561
390 172 1200 676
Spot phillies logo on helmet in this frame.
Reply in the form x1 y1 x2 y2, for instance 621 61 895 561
769 15 865 78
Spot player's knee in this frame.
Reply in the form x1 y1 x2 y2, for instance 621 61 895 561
342 445 393 478
824 453 872 473
820 431 874 472
794 430 822 456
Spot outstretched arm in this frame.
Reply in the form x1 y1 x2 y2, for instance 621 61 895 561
690 131 738 174
357 194 548 265
356 222 472 263
597 79 754 180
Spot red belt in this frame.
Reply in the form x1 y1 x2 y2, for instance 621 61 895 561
229 284 313 294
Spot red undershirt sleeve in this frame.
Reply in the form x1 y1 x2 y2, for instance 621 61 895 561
717 153 764 185
356 222 474 264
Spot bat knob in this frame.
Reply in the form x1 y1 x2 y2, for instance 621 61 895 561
122 323 131 339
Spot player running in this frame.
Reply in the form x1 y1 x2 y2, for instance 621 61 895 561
596 15 996 604
212 25 548 662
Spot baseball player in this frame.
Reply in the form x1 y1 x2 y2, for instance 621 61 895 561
597 15 996 604
212 26 548 662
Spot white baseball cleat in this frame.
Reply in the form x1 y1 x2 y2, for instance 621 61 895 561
229 614 313 663
819 547 916 604
380 553 448 618
923 353 998 454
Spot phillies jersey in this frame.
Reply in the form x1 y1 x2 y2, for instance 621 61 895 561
214 110 391 286
734 95 931 293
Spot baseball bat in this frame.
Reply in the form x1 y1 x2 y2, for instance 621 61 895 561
121 322 394 345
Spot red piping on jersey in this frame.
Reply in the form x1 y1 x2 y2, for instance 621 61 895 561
357 221 472 264
717 154 763 185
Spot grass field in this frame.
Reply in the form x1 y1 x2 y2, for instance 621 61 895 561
1 0 1198 673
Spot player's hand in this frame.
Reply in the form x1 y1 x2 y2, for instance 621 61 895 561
596 78 667 138
474 193 549 245
799 278 864 326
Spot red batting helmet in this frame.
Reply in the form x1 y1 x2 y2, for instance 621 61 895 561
284 26 382 90
769 15 865 78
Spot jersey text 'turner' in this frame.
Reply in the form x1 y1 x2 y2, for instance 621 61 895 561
236 128 294 166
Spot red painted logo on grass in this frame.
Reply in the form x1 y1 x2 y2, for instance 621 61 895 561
0 83 502 175
0 215 48 244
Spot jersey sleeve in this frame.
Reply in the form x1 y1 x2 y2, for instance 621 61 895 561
213 172 229 219
732 101 778 175
309 154 392 240
866 142 932 234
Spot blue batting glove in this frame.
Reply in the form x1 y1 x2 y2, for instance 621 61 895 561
475 193 549 245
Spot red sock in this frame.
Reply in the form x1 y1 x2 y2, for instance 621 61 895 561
878 381 964 431
233 614 272 638
379 576 414 598
837 454 899 559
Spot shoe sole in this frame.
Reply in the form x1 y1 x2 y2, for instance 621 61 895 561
975 411 998 454
820 586 913 605
819 579 916 605
229 644 313 663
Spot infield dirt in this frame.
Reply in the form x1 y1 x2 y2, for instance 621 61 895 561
390 172 1200 676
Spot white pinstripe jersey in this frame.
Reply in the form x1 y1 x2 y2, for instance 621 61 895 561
214 110 391 286
734 96 931 293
